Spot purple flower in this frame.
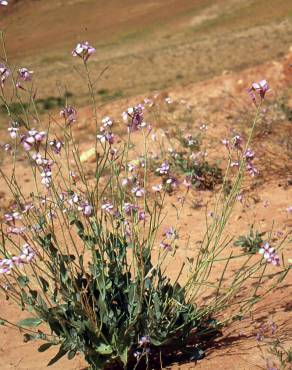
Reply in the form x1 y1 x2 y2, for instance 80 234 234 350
166 177 179 189
160 241 172 252
97 132 114 145
244 148 255 161
0 64 10 86
4 211 21 224
259 243 280 266
21 129 46 151
231 161 240 168
40 165 53 188
0 259 13 274
78 202 93 217
183 177 192 189
138 211 146 221
101 116 113 128
232 135 243 150
18 68 33 81
152 184 162 192
131 186 145 198
251 80 269 99
101 202 114 214
60 106 77 125
139 335 150 347
163 226 178 241
246 163 259 177
123 203 139 216
8 127 19 139
7 226 26 235
49 139 63 154
156 161 170 175
0 1 8 5
286 206 292 213
248 80 269 105
221 139 230 148
122 104 145 132
72 42 96 62
19 243 35 264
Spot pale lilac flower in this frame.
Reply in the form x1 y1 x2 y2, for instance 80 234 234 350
251 80 269 99
97 132 114 145
156 161 170 175
4 212 21 224
166 177 179 189
79 202 93 217
183 177 191 189
199 124 208 130
160 241 172 251
144 98 154 106
3 143 12 152
7 226 26 235
8 127 19 139
122 104 145 132
69 171 77 183
131 186 145 198
101 202 114 214
0 64 10 86
232 135 243 150
163 226 178 241
139 335 150 346
221 139 230 147
151 133 157 141
60 106 76 125
68 192 80 206
123 203 139 216
185 134 197 147
40 165 53 188
72 42 96 61
263 200 270 208
236 194 244 203
101 116 113 128
18 68 33 81
246 163 259 177
49 139 63 154
152 184 162 192
0 259 13 274
0 1 8 6
286 206 292 213
231 161 240 168
32 152 53 167
22 203 34 214
244 148 255 161
47 209 57 220
165 97 172 104
259 243 280 266
19 243 35 264
138 211 146 221
21 129 46 151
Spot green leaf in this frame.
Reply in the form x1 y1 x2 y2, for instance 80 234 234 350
39 276 49 293
0 320 5 325
95 343 113 355
67 350 76 360
18 317 43 328
47 347 67 366
38 343 54 352
17 275 29 287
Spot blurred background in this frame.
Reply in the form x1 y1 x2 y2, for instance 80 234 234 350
0 0 292 107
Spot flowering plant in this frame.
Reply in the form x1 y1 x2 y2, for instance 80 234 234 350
0 36 290 370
